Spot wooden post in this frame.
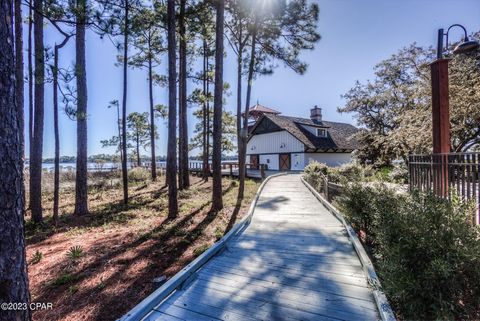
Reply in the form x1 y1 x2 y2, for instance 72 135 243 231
431 58 451 197
229 164 233 177
324 176 329 201
260 164 265 179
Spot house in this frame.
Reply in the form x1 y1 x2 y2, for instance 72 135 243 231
246 105 359 171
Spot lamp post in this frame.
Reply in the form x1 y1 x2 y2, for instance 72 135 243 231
431 24 479 195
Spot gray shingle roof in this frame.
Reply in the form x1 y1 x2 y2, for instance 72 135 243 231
252 114 359 152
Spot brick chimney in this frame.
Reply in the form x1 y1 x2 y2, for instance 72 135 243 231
310 105 322 123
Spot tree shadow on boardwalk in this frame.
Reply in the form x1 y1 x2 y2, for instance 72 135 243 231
143 175 380 320
149 225 379 321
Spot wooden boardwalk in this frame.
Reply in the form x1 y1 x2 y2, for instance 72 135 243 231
132 174 383 320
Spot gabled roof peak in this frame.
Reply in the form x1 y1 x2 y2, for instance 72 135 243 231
249 103 281 114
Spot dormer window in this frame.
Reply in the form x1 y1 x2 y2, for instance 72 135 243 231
316 128 327 137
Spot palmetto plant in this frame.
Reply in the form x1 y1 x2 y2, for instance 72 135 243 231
67 245 84 259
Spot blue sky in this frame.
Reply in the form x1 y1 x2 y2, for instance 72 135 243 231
27 0 480 158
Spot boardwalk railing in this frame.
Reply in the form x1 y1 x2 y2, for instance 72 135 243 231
304 172 344 203
408 152 480 224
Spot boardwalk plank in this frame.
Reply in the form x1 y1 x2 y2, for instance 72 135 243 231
201 261 369 288
208 255 366 278
138 174 381 320
175 285 343 321
196 268 375 302
188 277 379 320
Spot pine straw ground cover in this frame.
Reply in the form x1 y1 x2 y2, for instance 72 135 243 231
24 171 260 321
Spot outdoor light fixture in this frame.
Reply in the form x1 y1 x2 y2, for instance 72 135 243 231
437 24 480 59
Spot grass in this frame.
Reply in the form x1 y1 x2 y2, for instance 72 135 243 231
50 273 78 288
30 250 43 265
193 244 210 257
24 170 260 321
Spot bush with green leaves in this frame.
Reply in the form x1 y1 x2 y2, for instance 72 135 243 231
67 245 84 259
127 167 150 183
30 250 43 265
303 161 328 191
387 163 408 184
304 161 328 176
337 184 480 320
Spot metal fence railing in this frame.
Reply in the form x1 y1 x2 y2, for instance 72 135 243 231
408 152 480 224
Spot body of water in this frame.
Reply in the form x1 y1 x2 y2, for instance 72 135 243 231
35 160 237 172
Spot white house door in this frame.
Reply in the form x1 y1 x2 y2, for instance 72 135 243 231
279 153 290 171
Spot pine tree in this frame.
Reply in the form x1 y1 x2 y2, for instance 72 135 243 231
130 4 166 181
178 0 190 190
52 27 73 224
30 0 45 222
74 0 89 215
27 0 33 191
167 0 178 218
225 0 250 198
211 0 225 212
0 1 31 318
126 112 153 166
14 0 24 162
190 106 236 156
227 0 320 199
191 0 215 181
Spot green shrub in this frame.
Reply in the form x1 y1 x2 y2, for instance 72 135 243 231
67 245 84 259
388 164 408 184
374 167 390 181
303 161 328 191
336 182 393 246
337 184 480 320
128 167 150 183
336 163 367 182
304 161 328 176
30 250 43 265
50 273 78 287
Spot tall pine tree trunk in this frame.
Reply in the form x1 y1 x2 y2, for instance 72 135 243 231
236 24 245 200
74 0 88 216
53 45 61 224
30 0 45 223
14 0 24 161
28 3 33 186
116 102 122 167
167 0 178 218
202 39 208 181
0 1 31 319
240 32 256 190
205 55 210 180
53 36 70 224
148 55 157 181
121 0 129 204
136 131 141 167
178 0 189 190
211 0 224 212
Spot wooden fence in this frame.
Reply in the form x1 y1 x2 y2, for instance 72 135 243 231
408 152 480 224
304 172 344 203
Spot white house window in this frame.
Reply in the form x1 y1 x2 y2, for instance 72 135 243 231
316 128 327 137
